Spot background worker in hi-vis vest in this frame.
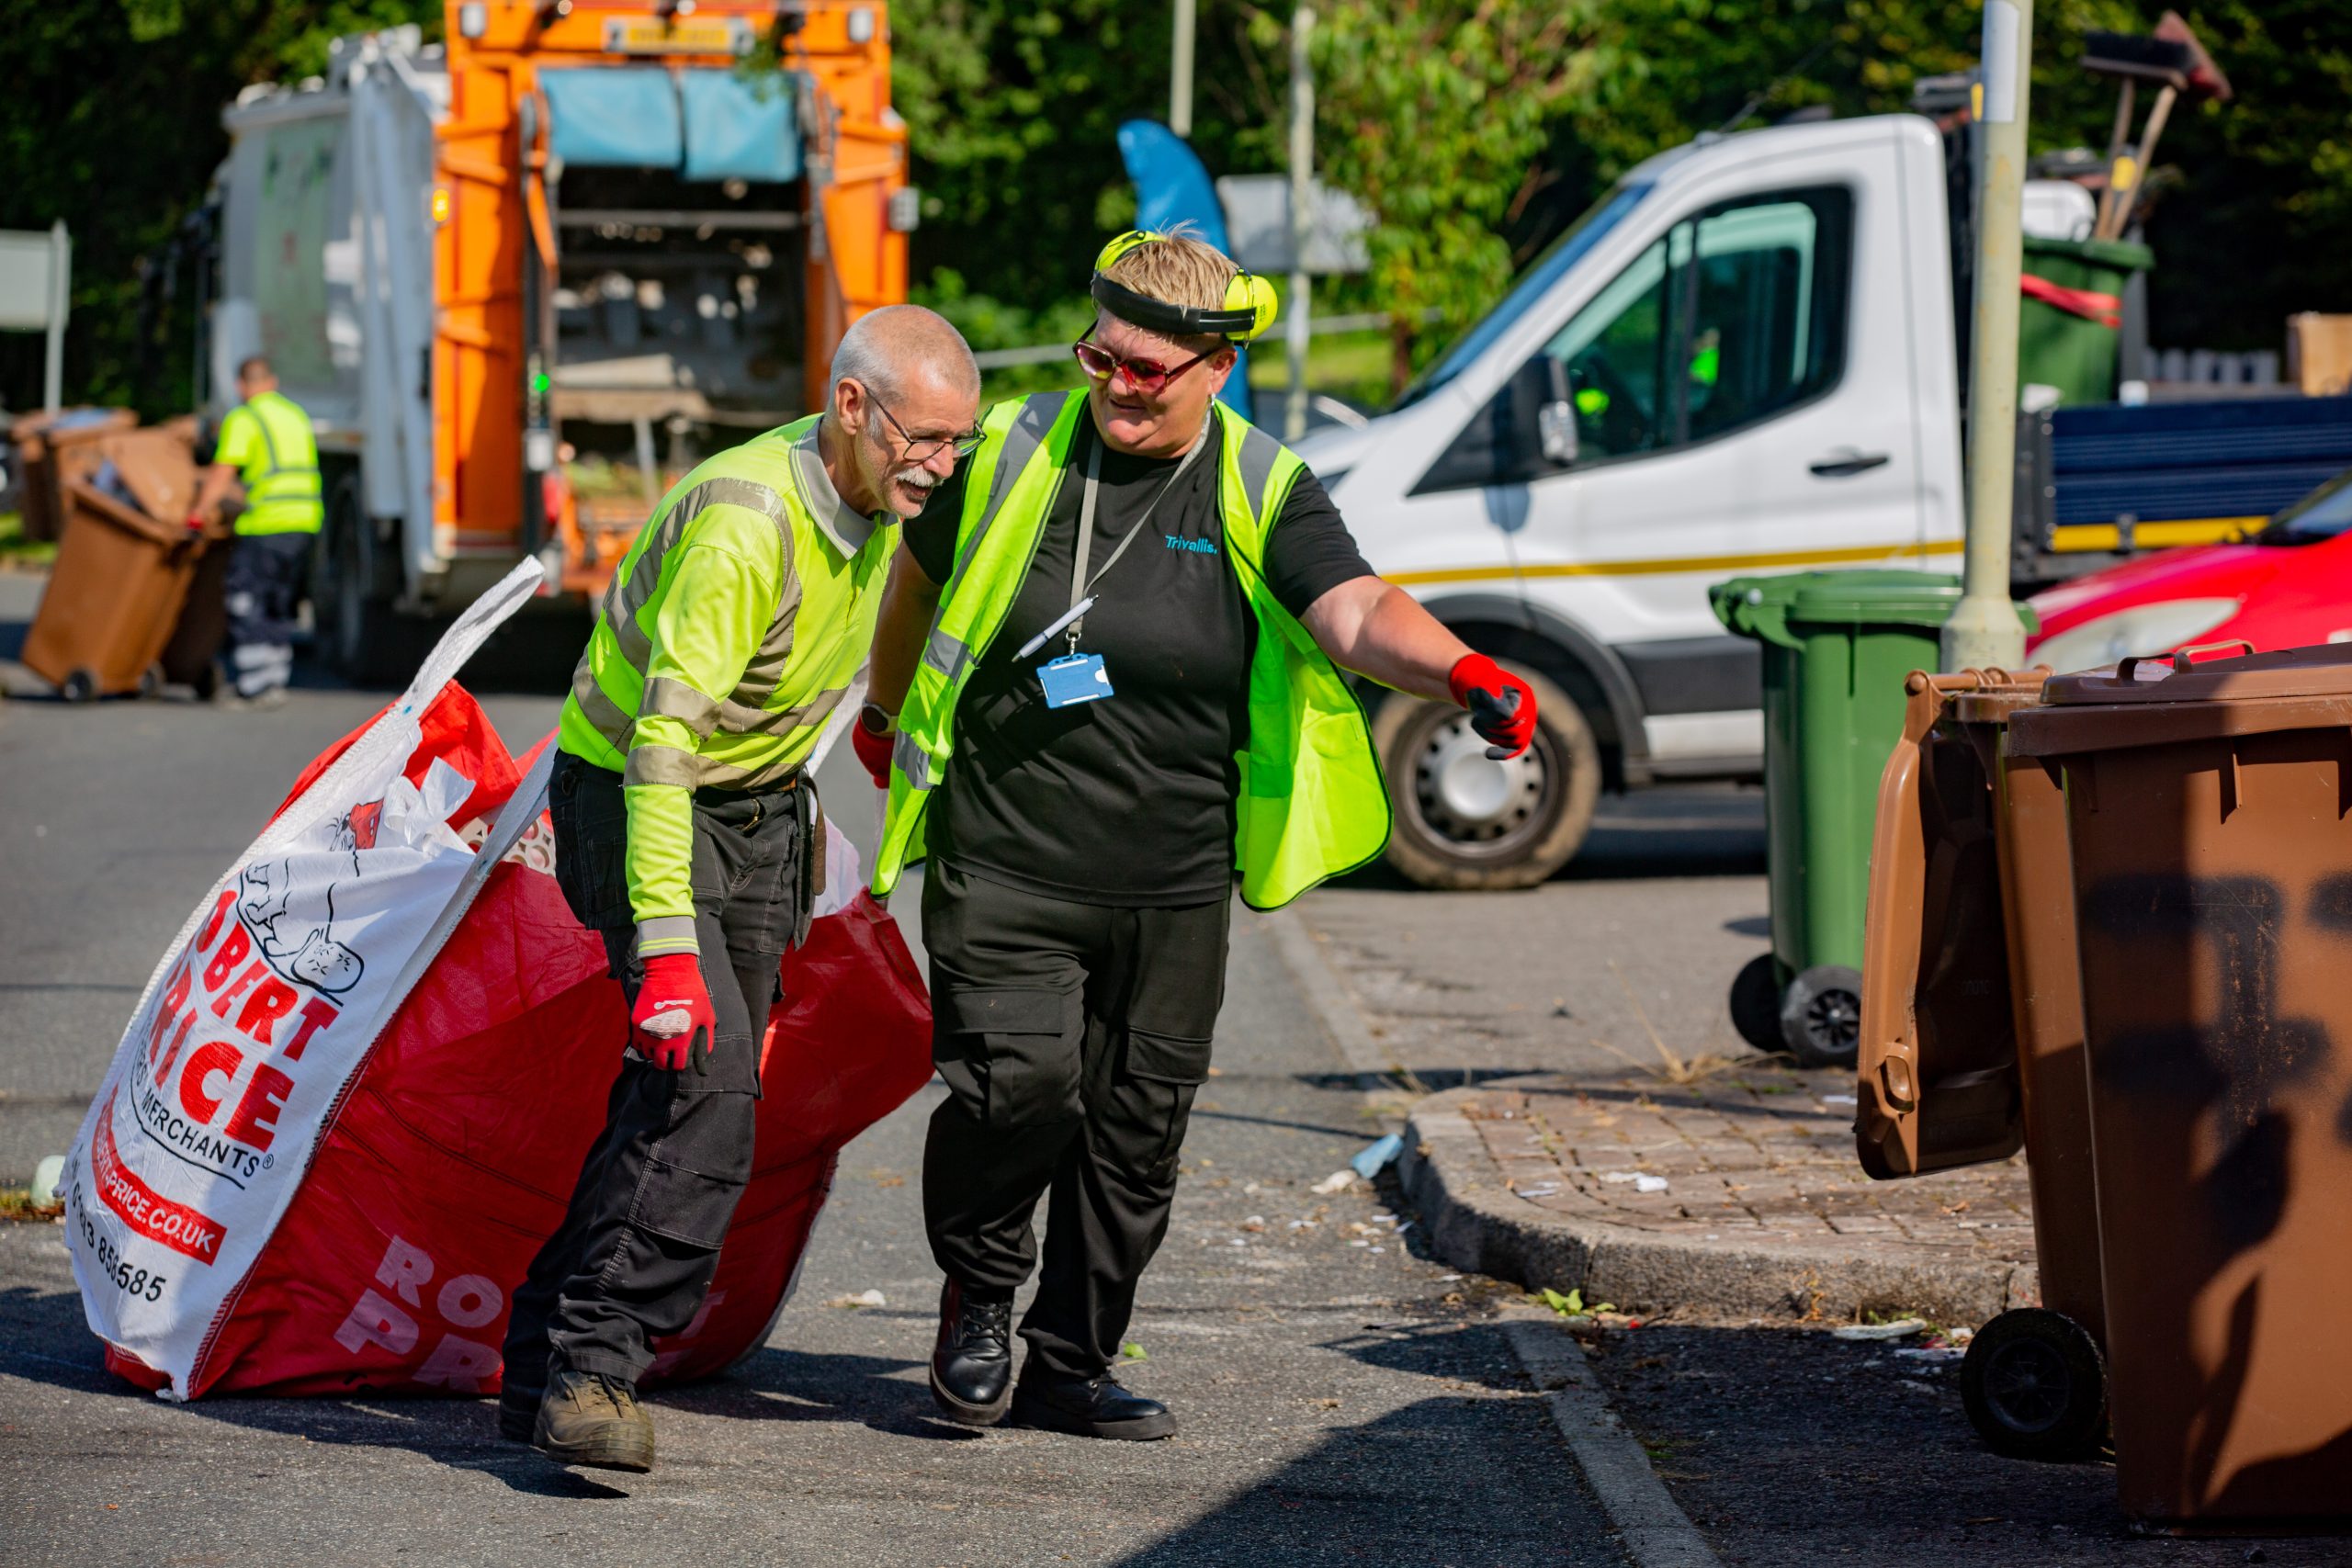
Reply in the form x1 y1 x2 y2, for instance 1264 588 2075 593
187 355 323 705
854 229 1538 1441
498 306 981 1475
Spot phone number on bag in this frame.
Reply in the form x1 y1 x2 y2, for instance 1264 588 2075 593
77 1202 167 1303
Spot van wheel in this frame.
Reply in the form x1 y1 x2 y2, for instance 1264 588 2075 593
1374 664 1600 891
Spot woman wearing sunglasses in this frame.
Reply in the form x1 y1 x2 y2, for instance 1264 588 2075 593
854 229 1535 1440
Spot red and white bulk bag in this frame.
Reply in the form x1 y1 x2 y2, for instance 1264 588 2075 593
62 562 933 1398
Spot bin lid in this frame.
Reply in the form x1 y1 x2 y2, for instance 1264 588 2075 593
2012 643 2352 755
2021 233 2155 271
1711 570 1961 639
2041 642 2352 705
1786 570 1961 627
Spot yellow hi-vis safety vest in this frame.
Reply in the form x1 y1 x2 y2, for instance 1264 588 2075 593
216 390 323 536
871 391 1390 911
559 414 896 956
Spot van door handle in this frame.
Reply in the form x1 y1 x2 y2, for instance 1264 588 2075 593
1810 450 1891 478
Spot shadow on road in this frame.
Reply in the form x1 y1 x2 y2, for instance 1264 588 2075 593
1110 1318 1586 1567
0 1273 960 1495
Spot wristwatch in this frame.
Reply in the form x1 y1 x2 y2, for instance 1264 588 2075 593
857 701 897 736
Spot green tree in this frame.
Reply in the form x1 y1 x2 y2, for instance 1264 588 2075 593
888 0 1292 342
1517 0 2352 353
1296 1 1604 387
0 1 441 415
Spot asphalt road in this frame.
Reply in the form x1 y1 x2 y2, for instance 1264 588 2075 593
0 574 1628 1567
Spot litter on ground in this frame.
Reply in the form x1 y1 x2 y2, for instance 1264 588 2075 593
1351 1134 1405 1179
1832 1317 1927 1340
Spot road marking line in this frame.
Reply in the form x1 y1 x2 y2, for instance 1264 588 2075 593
1264 905 1724 1568
1504 1314 1724 1568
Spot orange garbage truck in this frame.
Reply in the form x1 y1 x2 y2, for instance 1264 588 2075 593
203 2 911 674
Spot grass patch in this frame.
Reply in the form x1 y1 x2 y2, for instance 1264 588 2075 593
1247 327 1396 412
0 1185 62 1223
0 511 56 568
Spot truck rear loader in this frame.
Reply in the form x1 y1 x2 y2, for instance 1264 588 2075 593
203 1 912 676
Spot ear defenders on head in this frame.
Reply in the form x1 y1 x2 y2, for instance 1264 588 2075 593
1090 230 1279 344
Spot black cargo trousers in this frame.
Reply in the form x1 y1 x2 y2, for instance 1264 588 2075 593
921 861 1230 1381
503 750 813 1393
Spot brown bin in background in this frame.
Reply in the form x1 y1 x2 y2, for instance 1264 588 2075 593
20 484 208 701
9 408 138 544
2011 643 2352 1528
1857 668 2109 1461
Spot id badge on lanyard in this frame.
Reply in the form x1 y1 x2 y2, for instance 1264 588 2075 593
1038 651 1113 708
1015 431 1205 711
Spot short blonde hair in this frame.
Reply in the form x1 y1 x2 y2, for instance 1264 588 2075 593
1101 223 1238 314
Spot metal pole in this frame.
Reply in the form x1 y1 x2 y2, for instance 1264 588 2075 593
1943 0 2032 673
44 220 69 412
1170 0 1196 139
1284 6 1314 443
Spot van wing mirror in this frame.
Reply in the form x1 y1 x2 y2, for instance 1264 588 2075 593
1537 357 1578 467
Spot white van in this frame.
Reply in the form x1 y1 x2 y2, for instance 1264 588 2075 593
1297 114 1966 887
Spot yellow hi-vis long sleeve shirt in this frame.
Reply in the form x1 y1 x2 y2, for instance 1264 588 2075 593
556 415 897 957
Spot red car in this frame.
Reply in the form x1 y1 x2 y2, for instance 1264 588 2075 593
2028 469 2352 672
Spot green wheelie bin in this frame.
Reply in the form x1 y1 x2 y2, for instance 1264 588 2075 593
2018 235 2154 407
1713 570 2029 1066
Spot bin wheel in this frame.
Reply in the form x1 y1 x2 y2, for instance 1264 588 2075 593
1779 964 1862 1067
61 668 98 704
138 663 164 701
191 659 221 704
1960 1308 2107 1461
1730 953 1784 1053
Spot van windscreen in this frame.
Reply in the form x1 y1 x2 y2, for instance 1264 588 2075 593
1397 183 1652 410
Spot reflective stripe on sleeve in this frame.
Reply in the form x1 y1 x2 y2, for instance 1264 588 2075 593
640 676 721 738
713 684 850 738
636 915 699 958
623 745 707 789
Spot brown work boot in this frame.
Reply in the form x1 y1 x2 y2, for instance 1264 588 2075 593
531 1368 655 1472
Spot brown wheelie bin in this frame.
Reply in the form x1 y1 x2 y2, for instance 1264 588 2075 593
2010 642 2352 1528
19 484 209 701
1856 667 2108 1461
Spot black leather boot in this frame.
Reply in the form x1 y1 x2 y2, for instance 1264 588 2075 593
1010 1366 1176 1441
930 1279 1015 1425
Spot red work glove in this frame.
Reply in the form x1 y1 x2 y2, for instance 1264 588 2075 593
852 706 894 790
631 953 716 1074
1448 654 1539 761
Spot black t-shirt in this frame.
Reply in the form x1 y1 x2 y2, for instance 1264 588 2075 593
903 409 1373 906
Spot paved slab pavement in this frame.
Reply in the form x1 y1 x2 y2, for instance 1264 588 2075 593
1401 1070 2039 1324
